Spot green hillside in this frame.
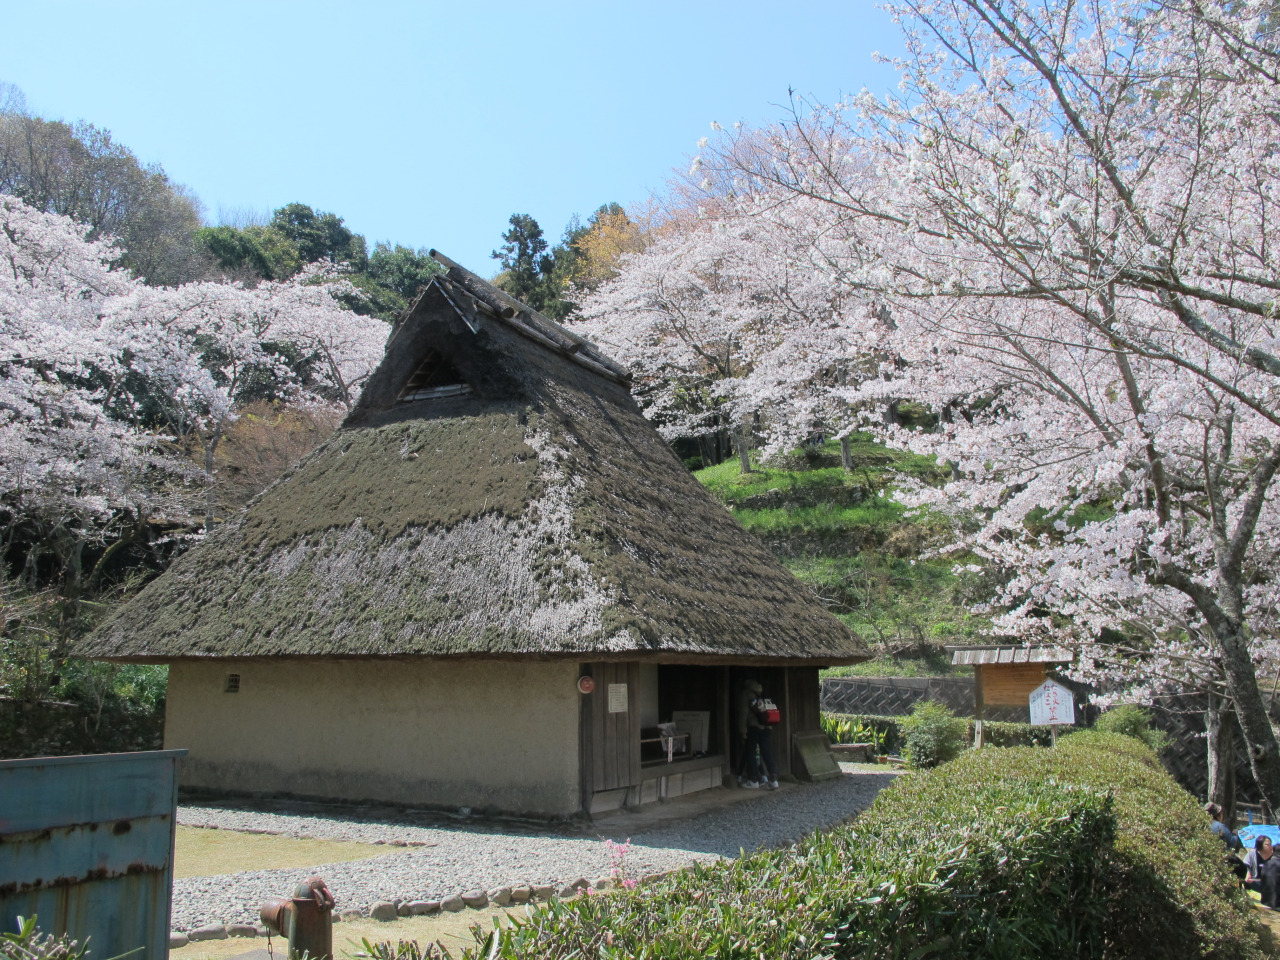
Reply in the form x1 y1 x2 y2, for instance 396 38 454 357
693 435 993 677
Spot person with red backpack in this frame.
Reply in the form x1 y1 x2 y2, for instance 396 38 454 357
735 678 780 789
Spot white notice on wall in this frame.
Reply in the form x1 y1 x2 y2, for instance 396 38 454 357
607 683 628 714
1029 679 1075 726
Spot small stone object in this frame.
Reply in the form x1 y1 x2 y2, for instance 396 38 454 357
390 839 408 846
227 923 257 938
531 884 554 901
188 924 228 942
557 884 576 899
488 886 512 906
397 902 412 917
593 877 613 891
332 913 342 924
407 900 439 916
254 924 269 935
370 901 398 921
340 908 363 921
441 894 466 913
510 886 532 903
461 890 488 909
571 877 590 891
641 873 663 884
458 806 472 816
169 933 189 949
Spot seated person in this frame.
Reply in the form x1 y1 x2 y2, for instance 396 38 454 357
1259 854 1280 910
1206 802 1244 851
1247 836 1274 882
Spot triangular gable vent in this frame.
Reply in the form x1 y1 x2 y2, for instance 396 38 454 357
397 349 472 404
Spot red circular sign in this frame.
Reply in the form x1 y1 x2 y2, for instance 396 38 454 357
577 676 596 695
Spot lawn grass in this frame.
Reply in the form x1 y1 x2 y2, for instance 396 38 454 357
174 910 516 959
174 826 389 878
693 434 996 651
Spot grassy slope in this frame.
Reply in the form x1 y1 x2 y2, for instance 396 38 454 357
693 435 992 677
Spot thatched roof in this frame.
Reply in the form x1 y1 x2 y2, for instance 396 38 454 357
80 254 869 665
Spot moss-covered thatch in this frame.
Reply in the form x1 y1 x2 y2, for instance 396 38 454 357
80 262 868 664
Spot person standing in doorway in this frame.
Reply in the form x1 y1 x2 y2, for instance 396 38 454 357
735 678 779 789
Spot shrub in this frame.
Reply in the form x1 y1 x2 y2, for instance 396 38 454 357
823 712 1058 753
1 916 89 959
452 732 1260 960
1094 703 1172 754
898 699 966 768
463 755 1115 960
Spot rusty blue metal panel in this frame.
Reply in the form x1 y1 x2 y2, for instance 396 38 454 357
0 749 186 959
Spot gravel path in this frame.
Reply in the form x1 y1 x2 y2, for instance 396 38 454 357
172 767 895 931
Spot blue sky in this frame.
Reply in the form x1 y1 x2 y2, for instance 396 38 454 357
0 1 905 273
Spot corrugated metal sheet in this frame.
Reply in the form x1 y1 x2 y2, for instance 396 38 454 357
948 645 1074 666
0 749 186 958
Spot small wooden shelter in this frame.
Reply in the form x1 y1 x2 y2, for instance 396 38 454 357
78 254 869 817
948 644 1074 745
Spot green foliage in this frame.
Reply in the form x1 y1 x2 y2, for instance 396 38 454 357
823 651 971 678
366 243 442 301
448 734 1258 960
693 439 997 649
492 213 554 311
347 937 446 959
822 715 888 752
1052 732 1261 958
0 577 165 759
1 915 90 959
820 713 854 744
491 206 628 320
824 712 1058 753
1094 704 1172 754
196 226 278 279
271 203 367 268
898 699 967 769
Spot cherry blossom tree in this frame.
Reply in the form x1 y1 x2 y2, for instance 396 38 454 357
687 0 1280 807
574 198 864 471
0 196 387 599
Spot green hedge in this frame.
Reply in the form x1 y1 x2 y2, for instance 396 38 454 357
825 711 1057 753
453 732 1258 959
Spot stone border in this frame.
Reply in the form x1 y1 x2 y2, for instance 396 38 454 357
169 871 681 949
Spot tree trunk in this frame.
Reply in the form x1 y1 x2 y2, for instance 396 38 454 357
840 436 854 472
1218 626 1280 820
203 428 223 532
883 400 901 427
1206 689 1238 827
734 425 752 474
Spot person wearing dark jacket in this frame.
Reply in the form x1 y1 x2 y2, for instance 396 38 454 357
735 678 779 789
1248 836 1280 907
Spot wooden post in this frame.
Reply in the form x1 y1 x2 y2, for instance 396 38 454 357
974 664 985 748
1050 724 1058 747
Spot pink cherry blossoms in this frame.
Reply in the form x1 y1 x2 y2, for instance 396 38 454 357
0 195 387 580
578 0 1280 808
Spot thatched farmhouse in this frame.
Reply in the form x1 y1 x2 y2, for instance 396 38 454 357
79 253 869 817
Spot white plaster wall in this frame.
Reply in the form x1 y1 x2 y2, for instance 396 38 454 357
164 659 581 817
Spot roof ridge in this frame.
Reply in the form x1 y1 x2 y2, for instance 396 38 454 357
429 251 631 384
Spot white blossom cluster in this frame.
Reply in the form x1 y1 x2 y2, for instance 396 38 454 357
0 196 387 568
575 0 1280 711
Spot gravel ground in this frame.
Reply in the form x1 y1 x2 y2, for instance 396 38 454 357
172 766 895 930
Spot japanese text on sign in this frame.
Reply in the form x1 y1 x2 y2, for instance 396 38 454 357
1029 679 1075 726
607 683 628 714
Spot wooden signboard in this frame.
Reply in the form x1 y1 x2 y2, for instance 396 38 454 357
792 732 842 782
978 662 1048 707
